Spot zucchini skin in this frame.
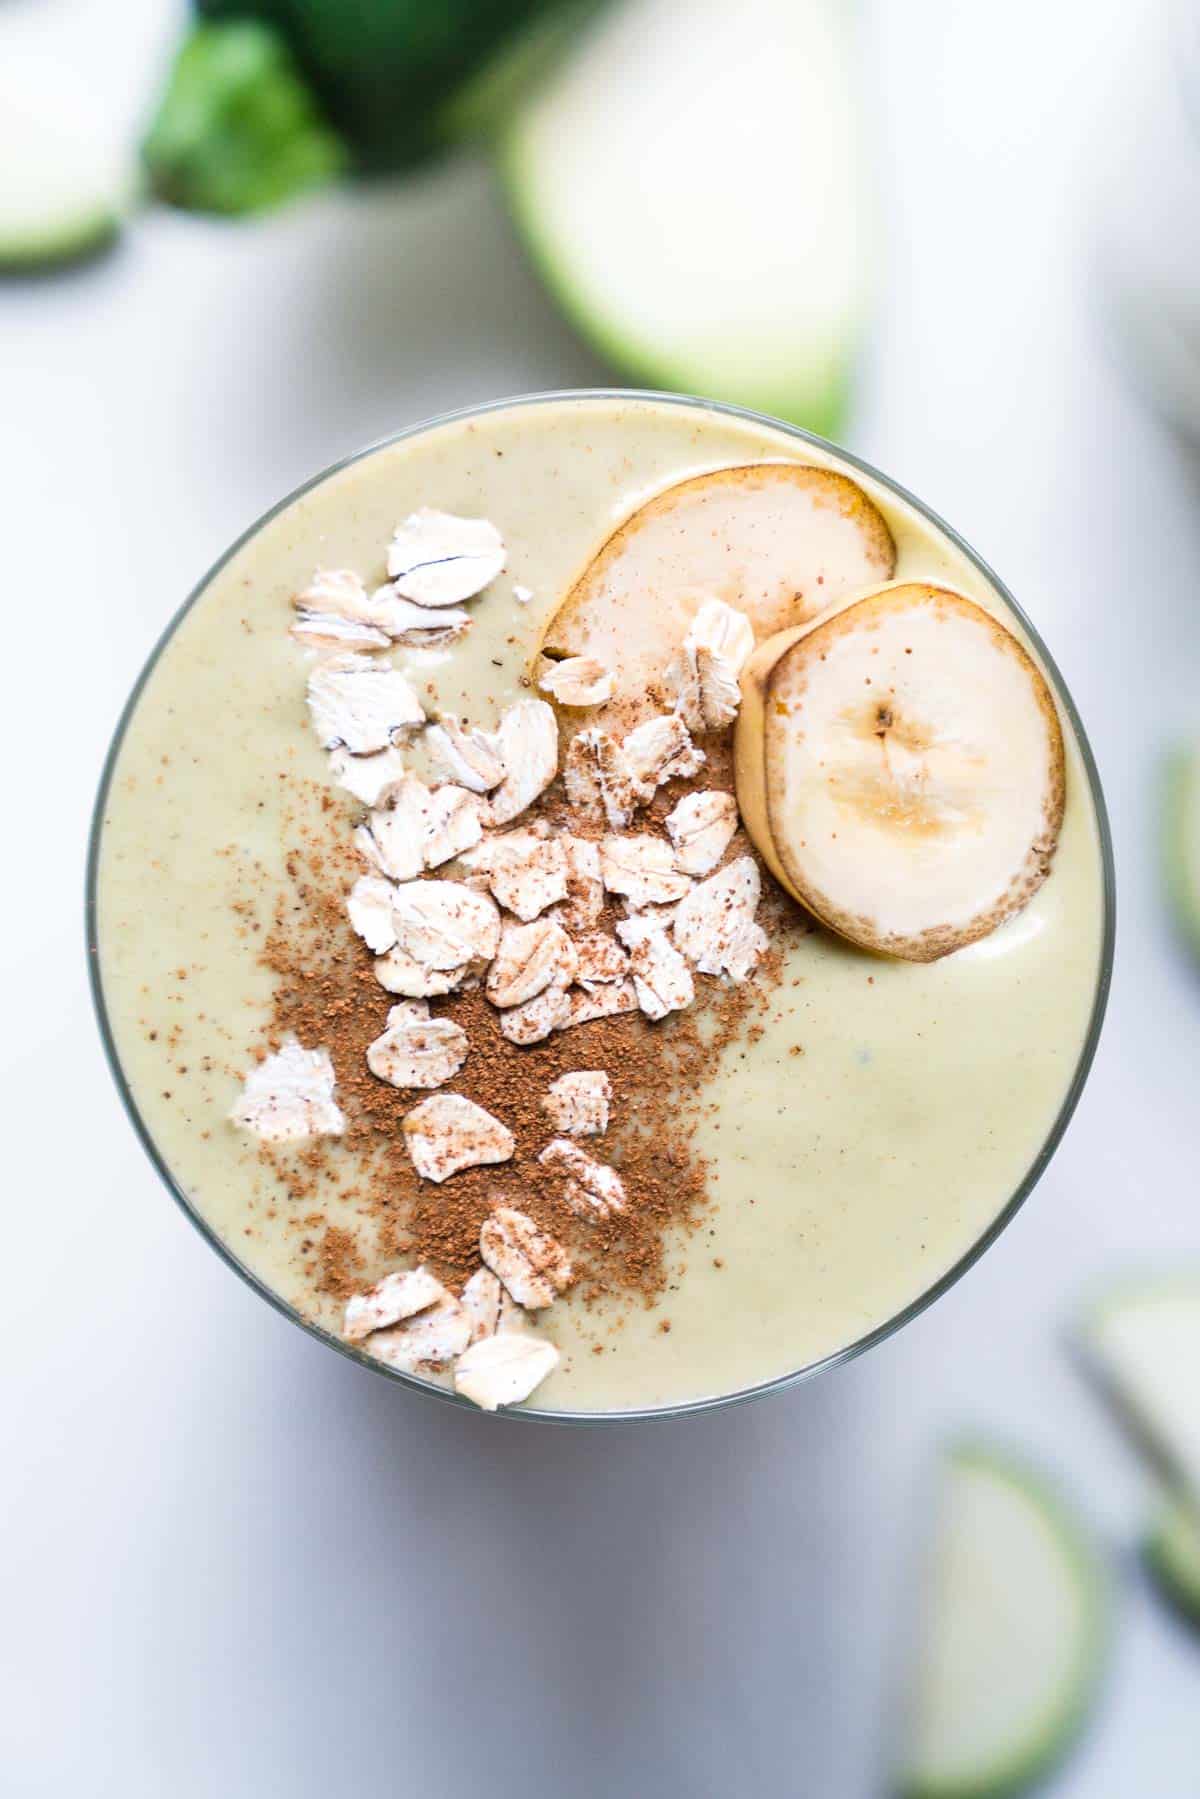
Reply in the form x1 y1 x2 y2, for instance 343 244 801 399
196 0 573 169
1144 1499 1200 1634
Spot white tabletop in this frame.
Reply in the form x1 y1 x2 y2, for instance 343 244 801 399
4 0 1198 1792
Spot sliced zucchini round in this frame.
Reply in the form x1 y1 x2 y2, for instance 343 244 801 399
1078 1274 1200 1500
900 1442 1108 1799
502 0 871 433
1163 743 1200 962
1145 1495 1200 1632
0 58 133 270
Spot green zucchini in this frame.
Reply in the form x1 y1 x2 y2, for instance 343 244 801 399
0 58 134 269
1163 742 1200 963
1078 1273 1200 1499
142 0 584 214
899 1442 1108 1799
1145 1495 1200 1631
501 0 871 433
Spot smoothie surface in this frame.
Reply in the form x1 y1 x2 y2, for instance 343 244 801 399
94 396 1107 1413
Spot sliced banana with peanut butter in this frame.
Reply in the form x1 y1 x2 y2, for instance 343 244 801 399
734 583 1066 962
541 462 895 719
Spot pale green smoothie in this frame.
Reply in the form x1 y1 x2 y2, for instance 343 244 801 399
94 395 1108 1414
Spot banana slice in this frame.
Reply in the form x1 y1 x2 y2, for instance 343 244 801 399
541 462 895 718
735 584 1066 961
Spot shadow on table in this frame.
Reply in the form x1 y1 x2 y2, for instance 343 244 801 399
172 155 615 506
140 1313 880 1798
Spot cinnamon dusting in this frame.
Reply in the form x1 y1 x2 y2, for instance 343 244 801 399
247 747 801 1319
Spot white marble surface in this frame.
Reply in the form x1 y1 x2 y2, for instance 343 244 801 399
3 0 1199 1792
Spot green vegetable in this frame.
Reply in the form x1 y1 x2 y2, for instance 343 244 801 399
143 0 582 214
442 0 599 146
1163 742 1200 963
142 23 345 215
1145 1495 1200 1631
501 0 871 434
1077 1273 1200 1499
900 1442 1108 1799
0 59 134 269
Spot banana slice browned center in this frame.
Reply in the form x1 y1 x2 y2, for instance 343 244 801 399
735 584 1066 961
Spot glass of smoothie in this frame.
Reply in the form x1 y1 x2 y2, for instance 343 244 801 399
88 392 1114 1420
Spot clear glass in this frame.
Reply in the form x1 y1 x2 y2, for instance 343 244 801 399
85 390 1116 1425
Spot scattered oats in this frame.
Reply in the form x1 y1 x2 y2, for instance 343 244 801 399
622 712 705 789
543 1070 612 1137
344 1265 445 1342
461 1268 531 1345
295 568 472 645
403 1093 515 1182
375 944 469 998
665 789 739 875
386 999 430 1026
454 1333 559 1410
485 699 559 826
513 584 534 605
497 1288 527 1333
688 598 756 672
566 979 639 1026
424 714 506 793
563 730 601 808
366 586 472 643
663 599 754 733
480 1206 573 1309
620 895 682 929
572 932 630 991
387 508 505 608
720 916 770 981
564 728 642 828
616 915 695 1020
294 568 374 621
307 654 425 753
553 833 604 931
538 655 615 708
461 1267 504 1344
230 1039 344 1142
346 873 398 954
423 785 485 868
328 744 410 808
600 834 694 907
497 985 573 1044
367 1292 473 1371
391 880 501 970
359 771 431 881
665 640 742 732
462 827 568 920
673 855 766 979
291 611 391 651
486 919 578 1009
354 821 385 874
538 1139 627 1220
366 1013 469 1089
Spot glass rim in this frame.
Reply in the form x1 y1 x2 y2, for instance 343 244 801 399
85 387 1116 1427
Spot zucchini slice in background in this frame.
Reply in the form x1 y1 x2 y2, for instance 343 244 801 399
0 58 133 270
900 1443 1108 1799
1145 1495 1200 1631
1078 1275 1200 1498
502 0 872 435
1163 743 1200 963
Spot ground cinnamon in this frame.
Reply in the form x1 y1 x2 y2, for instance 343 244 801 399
245 745 803 1324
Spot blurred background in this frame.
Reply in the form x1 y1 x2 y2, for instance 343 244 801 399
3 0 1199 1791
